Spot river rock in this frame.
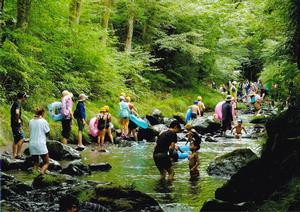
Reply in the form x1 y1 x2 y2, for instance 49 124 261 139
89 163 112 171
201 199 249 211
146 115 160 125
1 171 32 198
138 128 156 142
177 133 187 142
207 149 258 177
92 185 163 211
61 160 91 176
0 154 25 171
163 117 176 126
190 116 221 134
250 115 271 124
173 114 186 125
205 136 218 143
152 124 168 135
46 140 81 160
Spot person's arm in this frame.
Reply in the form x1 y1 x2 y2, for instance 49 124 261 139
202 102 206 110
79 104 86 125
169 142 176 150
231 126 236 134
44 121 51 139
242 127 247 134
15 108 21 124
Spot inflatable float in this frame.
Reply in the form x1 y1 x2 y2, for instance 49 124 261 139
178 152 189 160
224 133 252 139
48 102 63 121
129 114 149 129
178 145 190 152
214 101 235 121
89 117 98 137
185 108 192 122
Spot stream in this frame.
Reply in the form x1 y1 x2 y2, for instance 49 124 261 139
5 113 263 212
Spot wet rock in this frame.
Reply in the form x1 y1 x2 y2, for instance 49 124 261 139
152 124 168 135
173 114 186 125
177 133 187 142
61 160 91 176
152 109 162 116
146 115 160 125
46 140 81 160
190 116 221 134
205 136 218 143
163 117 176 127
0 154 25 171
89 163 112 171
1 171 32 198
201 199 249 211
32 173 77 189
207 149 258 177
118 140 136 147
138 128 156 142
89 185 163 211
250 115 271 124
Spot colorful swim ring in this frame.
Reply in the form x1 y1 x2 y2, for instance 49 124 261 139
48 102 63 121
214 101 235 121
179 145 190 152
178 152 189 160
89 117 98 137
185 108 192 122
129 114 148 129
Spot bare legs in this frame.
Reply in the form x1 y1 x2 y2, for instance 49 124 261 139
33 154 49 175
159 167 175 181
12 139 24 159
97 128 114 146
77 130 85 148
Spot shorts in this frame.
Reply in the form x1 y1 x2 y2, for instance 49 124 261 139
120 118 129 128
222 120 232 131
128 120 137 130
12 127 25 144
191 113 197 119
77 119 84 131
190 169 200 179
153 153 172 170
62 118 72 139
98 123 110 131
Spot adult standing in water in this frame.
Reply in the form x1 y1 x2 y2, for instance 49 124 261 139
61 90 73 144
11 91 29 159
153 120 181 181
119 96 130 138
29 107 50 175
75 93 88 149
221 95 233 136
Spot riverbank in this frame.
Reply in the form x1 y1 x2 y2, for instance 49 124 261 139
0 86 223 146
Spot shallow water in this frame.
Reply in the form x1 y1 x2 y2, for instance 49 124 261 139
7 113 263 211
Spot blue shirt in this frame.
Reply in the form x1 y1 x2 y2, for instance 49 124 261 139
77 101 86 119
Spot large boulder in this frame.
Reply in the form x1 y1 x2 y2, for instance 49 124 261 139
250 115 271 124
83 185 163 211
1 171 32 198
190 116 221 134
207 148 258 177
146 115 160 126
61 160 91 176
0 154 26 171
32 173 78 189
89 163 112 171
163 117 176 127
138 128 156 142
152 124 168 135
46 140 81 160
173 114 186 125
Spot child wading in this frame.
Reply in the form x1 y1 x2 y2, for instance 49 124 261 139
29 108 50 175
188 141 200 180
231 119 247 139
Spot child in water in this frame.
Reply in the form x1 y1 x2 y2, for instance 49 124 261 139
188 141 200 180
231 119 247 139
197 96 206 116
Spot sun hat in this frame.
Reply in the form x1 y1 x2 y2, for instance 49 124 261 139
225 95 233 102
103 105 109 111
17 91 29 99
62 90 70 97
120 96 125 101
100 107 106 112
197 96 202 101
78 93 88 101
125 96 131 102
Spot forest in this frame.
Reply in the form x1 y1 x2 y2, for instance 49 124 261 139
1 0 300 211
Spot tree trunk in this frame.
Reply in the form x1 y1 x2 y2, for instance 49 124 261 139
16 0 31 29
101 0 112 44
124 5 134 52
69 0 82 26
0 0 4 16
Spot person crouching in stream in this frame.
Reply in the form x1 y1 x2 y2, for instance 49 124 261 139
29 107 50 175
153 120 181 181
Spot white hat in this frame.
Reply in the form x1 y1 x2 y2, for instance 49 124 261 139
78 93 88 101
225 95 233 102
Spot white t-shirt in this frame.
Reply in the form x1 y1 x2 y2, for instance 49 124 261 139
29 118 50 155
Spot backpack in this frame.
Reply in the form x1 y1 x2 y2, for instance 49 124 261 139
74 103 80 119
